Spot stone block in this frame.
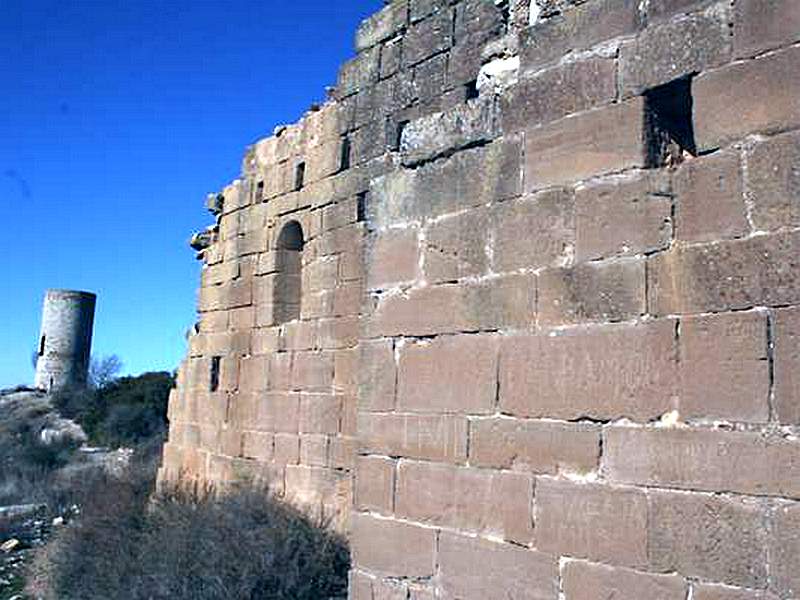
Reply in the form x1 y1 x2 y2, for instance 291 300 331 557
446 37 484 89
520 0 641 73
290 351 334 391
273 432 300 465
413 53 446 104
775 307 800 424
604 426 800 498
258 392 300 433
298 394 341 434
369 274 536 337
693 584 779 600
470 418 599 475
403 10 452 67
395 462 534 543
380 37 402 79
648 490 768 588
350 513 436 577
438 533 558 600
453 0 504 46
241 430 274 461
358 339 396 412
370 136 522 227
355 456 395 514
424 207 490 283
338 46 381 97
397 334 498 414
734 0 800 58
679 311 770 422
575 172 672 261
492 188 575 272
694 45 800 152
562 560 687 600
502 57 616 133
401 97 500 166
646 0 717 21
535 479 649 568
499 320 677 421
745 130 800 231
523 99 645 191
299 434 329 466
620 12 730 96
647 230 800 315
366 227 419 290
770 502 800 598
357 413 468 463
355 1 408 51
538 258 646 326
675 150 748 243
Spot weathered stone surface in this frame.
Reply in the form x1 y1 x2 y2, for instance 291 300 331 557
734 0 800 58
492 188 575 272
538 258 646 325
605 426 800 498
355 1 408 51
438 533 558 600
648 231 800 315
424 207 490 282
620 12 730 96
770 502 800 598
562 560 687 600
366 227 419 290
338 46 381 97
355 456 395 514
524 99 645 190
648 490 768 588
395 462 534 542
520 0 641 73
358 412 468 463
469 418 600 475
675 151 748 243
646 0 717 21
403 10 451 67
575 172 672 261
694 45 800 151
502 57 616 133
775 307 800 424
679 311 770 422
535 479 649 568
397 334 498 414
745 130 800 232
693 584 779 600
351 513 436 577
358 339 396 412
500 320 677 421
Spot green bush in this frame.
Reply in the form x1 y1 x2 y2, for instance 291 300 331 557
44 473 350 600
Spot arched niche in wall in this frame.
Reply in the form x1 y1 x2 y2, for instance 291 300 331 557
274 220 304 324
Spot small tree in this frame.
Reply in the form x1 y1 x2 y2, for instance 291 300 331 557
88 355 123 390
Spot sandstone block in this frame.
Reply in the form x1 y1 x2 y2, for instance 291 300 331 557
500 320 677 421
299 434 329 467
351 513 436 577
438 532 558 600
562 560 687 600
298 394 341 434
734 0 800 58
745 130 800 231
366 227 419 290
679 311 770 422
273 433 300 465
620 12 730 96
604 426 800 498
290 351 334 391
646 0 717 21
380 37 402 79
770 502 800 598
355 456 395 514
258 392 300 433
424 207 490 283
241 431 274 462
403 10 451 67
520 0 641 73
397 334 498 414
357 413 467 463
775 307 800 424
694 45 800 152
535 479 648 568
648 490 768 588
674 150 748 243
524 99 645 191
693 584 779 600
355 1 408 51
338 46 381 97
647 231 800 314
469 418 600 475
358 339 396 412
395 462 534 542
453 0 504 45
538 258 646 325
492 188 575 272
502 58 616 133
575 172 672 261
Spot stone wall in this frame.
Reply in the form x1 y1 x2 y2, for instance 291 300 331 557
159 0 800 597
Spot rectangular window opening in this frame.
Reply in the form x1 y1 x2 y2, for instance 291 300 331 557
395 120 410 151
356 191 368 223
294 162 306 191
210 356 221 392
643 76 697 169
256 180 264 202
339 136 351 172
38 335 46 356
465 80 479 101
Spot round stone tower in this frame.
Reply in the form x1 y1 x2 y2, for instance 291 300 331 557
34 289 97 392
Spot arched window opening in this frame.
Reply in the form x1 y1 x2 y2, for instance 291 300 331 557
274 221 304 324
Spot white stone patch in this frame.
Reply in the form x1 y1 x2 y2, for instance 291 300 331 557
477 55 520 94
529 1 542 25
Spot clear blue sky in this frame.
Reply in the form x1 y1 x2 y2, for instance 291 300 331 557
0 0 381 388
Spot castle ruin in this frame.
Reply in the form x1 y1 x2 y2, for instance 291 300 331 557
159 0 800 597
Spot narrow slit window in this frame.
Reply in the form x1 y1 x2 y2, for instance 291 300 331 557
210 356 221 392
643 76 697 168
465 80 479 101
274 221 304 324
38 335 46 356
340 136 351 171
256 180 264 202
356 191 367 223
394 120 409 151
294 162 306 191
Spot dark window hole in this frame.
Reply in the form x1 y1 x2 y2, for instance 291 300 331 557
210 356 221 392
643 76 697 168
